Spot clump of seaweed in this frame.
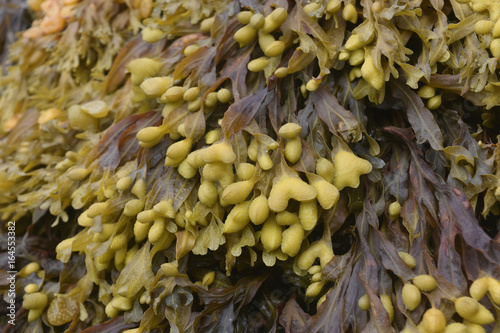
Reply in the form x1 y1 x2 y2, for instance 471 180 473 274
1 0 500 332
